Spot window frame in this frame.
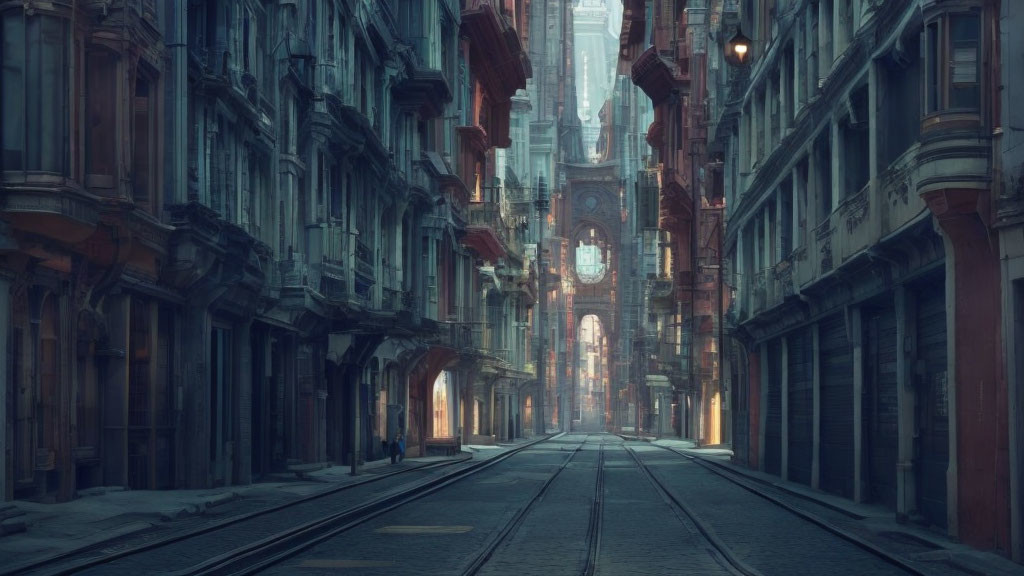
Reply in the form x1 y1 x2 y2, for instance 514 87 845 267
1 10 70 176
922 9 983 118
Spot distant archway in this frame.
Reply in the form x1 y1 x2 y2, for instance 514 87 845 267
575 314 608 432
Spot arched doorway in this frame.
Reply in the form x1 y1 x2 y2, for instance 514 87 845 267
523 395 533 436
432 370 452 437
576 314 608 432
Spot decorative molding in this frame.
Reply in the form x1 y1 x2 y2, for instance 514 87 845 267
843 190 870 234
820 235 833 273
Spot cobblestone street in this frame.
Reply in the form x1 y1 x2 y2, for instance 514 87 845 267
245 435 1020 575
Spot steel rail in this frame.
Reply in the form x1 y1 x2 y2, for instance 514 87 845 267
179 434 559 575
650 445 928 576
581 438 606 576
624 445 758 576
6 456 473 576
458 434 593 576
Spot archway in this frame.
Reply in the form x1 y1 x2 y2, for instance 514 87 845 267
432 370 453 437
574 225 612 285
523 394 533 436
575 314 609 432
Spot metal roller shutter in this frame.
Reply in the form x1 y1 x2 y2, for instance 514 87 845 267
915 280 948 529
819 314 854 499
764 339 783 476
863 303 898 509
787 327 813 485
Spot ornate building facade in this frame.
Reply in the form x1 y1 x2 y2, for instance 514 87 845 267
702 0 1013 558
0 0 540 501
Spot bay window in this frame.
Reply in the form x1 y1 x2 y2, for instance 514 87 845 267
1 12 69 174
924 11 981 116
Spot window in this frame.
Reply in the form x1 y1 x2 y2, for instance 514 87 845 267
86 51 118 186
1 13 69 173
576 227 609 284
133 75 157 211
949 15 980 110
925 12 981 114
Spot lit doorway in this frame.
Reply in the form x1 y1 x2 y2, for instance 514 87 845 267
576 315 608 432
432 370 452 437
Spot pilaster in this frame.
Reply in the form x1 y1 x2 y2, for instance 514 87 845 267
812 321 821 490
852 306 864 503
781 335 790 482
0 273 11 501
923 188 1010 550
895 285 917 520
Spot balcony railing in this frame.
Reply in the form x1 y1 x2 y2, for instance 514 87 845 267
429 321 474 349
751 269 767 313
504 187 533 204
494 348 511 364
355 239 374 280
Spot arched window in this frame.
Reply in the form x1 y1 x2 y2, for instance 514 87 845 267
575 226 610 284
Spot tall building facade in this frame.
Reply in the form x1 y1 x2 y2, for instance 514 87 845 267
0 0 540 502
702 0 1015 559
621 0 727 443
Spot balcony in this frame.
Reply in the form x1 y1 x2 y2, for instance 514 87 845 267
462 201 509 262
751 269 768 314
504 187 533 204
2 179 100 245
631 46 684 106
428 321 474 350
392 48 452 119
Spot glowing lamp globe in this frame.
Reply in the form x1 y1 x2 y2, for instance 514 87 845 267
724 27 752 67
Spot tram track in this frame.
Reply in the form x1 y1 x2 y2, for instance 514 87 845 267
10 436 550 576
624 445 756 576
581 439 605 576
635 443 927 576
459 434 594 576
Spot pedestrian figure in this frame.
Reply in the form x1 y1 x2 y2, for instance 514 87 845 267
389 433 399 464
397 432 406 462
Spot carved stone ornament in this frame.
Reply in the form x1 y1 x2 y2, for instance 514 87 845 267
845 191 870 234
820 235 833 273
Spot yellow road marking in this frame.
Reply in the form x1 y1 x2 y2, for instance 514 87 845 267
297 559 397 568
374 525 474 534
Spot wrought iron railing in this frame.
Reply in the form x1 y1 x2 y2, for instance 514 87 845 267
355 239 374 280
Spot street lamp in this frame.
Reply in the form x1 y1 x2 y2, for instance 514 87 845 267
724 26 752 67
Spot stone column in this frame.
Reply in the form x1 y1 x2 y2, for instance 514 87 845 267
0 273 10 501
759 344 768 472
831 120 842 210
852 307 864 503
781 336 790 481
894 285 917 521
181 303 213 488
105 294 130 488
923 188 1010 549
234 320 253 485
764 79 774 152
819 0 833 80
811 321 822 490
792 167 802 249
793 14 803 113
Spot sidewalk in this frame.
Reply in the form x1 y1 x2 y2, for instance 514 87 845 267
649 438 1024 576
0 452 471 573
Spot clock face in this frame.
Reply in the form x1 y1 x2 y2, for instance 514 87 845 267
585 195 598 212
